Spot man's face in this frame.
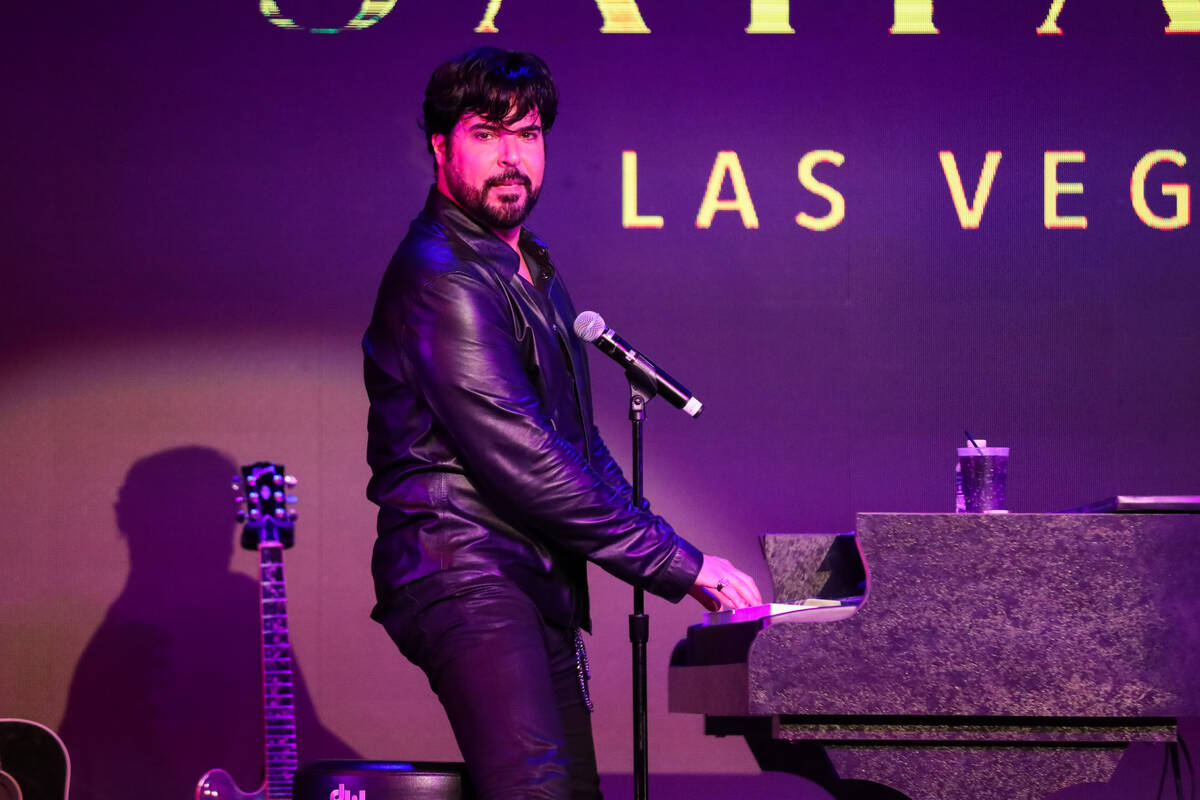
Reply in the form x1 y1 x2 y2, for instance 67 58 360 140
433 109 545 233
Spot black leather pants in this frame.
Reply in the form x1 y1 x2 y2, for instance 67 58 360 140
376 571 602 800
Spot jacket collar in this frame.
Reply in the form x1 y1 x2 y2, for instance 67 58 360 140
421 186 556 283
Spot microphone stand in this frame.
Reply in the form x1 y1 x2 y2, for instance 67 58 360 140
625 368 657 800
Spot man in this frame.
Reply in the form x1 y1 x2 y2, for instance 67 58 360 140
363 47 760 799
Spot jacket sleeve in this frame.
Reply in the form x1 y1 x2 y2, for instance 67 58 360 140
395 269 701 601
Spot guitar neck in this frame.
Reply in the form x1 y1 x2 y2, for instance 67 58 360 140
260 541 297 800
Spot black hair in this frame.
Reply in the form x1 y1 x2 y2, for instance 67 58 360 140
421 47 558 156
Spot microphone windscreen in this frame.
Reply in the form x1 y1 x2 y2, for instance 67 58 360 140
573 311 607 343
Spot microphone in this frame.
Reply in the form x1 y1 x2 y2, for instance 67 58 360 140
573 311 703 418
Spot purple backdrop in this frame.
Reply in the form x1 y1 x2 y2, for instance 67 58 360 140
7 1 1197 519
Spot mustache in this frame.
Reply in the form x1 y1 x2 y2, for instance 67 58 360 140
485 170 531 190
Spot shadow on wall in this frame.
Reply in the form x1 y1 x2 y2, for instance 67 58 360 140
57 446 357 799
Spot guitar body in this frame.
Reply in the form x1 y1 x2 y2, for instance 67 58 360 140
195 768 265 800
0 719 69 800
0 771 21 800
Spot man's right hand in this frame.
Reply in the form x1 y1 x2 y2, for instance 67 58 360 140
688 553 762 611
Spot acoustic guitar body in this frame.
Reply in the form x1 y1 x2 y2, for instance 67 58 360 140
0 719 69 800
0 771 21 800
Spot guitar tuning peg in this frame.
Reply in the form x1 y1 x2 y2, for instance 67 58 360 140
235 509 247 523
231 480 241 492
273 473 283 486
273 491 284 503
247 474 257 487
286 494 298 504
274 508 286 519
250 507 261 519
284 475 298 487
287 508 299 520
233 495 246 505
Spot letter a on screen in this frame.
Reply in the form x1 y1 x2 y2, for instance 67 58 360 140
696 152 759 229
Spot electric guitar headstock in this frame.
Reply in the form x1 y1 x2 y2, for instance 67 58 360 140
232 461 298 550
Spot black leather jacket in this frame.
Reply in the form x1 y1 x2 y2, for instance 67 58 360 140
364 189 702 630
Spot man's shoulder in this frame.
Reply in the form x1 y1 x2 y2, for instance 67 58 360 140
367 219 506 354
387 215 495 291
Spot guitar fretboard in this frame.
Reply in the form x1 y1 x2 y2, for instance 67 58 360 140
260 542 297 800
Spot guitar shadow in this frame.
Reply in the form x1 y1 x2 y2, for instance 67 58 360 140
58 446 358 800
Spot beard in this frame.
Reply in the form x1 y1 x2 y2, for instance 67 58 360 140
444 165 541 230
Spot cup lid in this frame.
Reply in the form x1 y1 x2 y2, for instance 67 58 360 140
958 447 1009 456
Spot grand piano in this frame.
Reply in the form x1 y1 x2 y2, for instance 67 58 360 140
669 513 1200 799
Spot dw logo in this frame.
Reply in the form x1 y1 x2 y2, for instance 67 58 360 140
329 784 366 800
